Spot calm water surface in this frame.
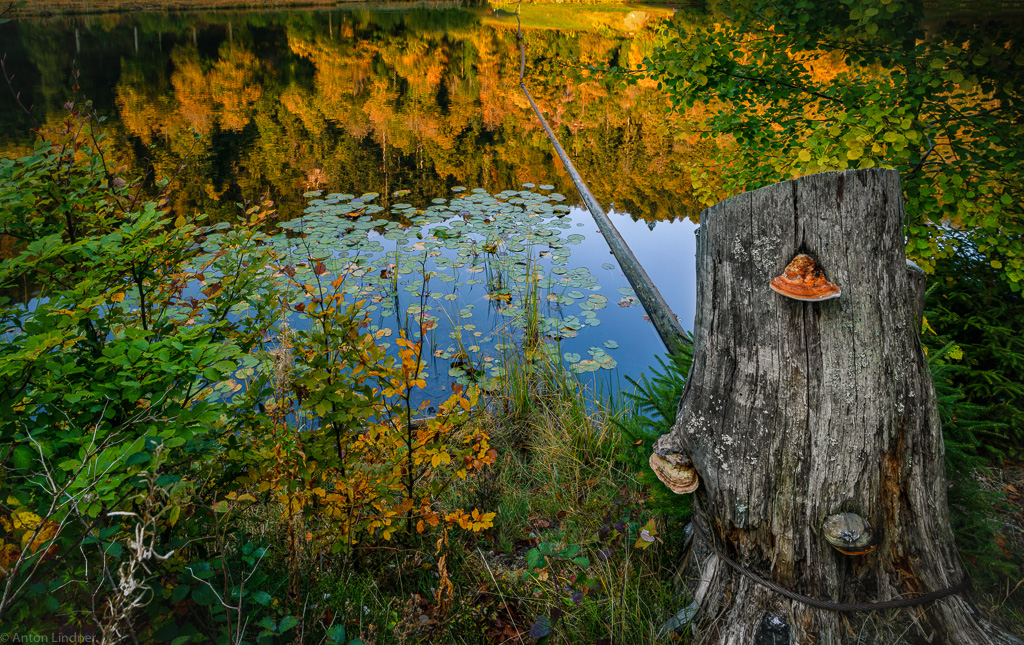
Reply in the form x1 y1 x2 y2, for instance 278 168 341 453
0 5 702 394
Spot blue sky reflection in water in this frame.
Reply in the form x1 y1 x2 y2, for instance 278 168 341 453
235 187 697 405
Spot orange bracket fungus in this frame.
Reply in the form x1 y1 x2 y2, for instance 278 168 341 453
822 512 876 555
650 435 699 494
769 253 841 302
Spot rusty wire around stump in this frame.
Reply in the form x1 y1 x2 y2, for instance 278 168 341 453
691 521 970 613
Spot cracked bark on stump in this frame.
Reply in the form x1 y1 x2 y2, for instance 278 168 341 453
657 169 1020 644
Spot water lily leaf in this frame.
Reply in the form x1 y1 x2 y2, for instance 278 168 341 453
575 359 600 373
588 295 608 310
604 340 619 349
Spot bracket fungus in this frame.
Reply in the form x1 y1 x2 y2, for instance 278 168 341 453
650 435 699 494
769 253 841 302
822 512 876 555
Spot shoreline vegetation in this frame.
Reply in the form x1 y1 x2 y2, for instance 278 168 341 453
9 0 450 17
9 0 688 19
0 96 1020 645
10 0 1024 20
1 2 1021 642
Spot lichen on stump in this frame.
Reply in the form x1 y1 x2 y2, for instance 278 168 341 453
657 169 1020 644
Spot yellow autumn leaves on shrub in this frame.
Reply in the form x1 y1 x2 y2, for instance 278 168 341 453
0 508 60 579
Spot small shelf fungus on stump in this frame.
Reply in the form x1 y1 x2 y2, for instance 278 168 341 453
650 434 699 494
769 253 841 302
822 512 876 555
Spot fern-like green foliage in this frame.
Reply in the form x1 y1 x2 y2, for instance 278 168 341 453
925 248 1024 460
923 248 1023 586
613 345 694 525
926 338 1016 585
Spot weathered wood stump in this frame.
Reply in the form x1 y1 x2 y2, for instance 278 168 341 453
653 169 1020 644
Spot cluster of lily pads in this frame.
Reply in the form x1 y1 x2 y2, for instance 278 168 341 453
256 184 637 388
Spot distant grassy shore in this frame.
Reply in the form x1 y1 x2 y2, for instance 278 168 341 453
8 0 467 18
6 0 684 19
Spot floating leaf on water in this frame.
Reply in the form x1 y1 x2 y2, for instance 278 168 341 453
604 340 619 349
617 287 635 296
576 359 600 373
602 263 616 270
567 290 585 299
539 184 555 191
564 352 581 364
552 267 567 275
562 316 582 330
522 183 535 188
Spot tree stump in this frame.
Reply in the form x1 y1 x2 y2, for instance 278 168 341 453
653 169 1020 644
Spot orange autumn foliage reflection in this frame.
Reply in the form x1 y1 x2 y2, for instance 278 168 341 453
5 10 705 226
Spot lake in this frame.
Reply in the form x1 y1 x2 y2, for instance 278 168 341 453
4 4 1013 401
0 5 704 398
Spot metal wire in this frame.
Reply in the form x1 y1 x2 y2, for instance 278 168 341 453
691 521 970 613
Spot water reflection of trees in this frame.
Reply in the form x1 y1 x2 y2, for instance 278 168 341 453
0 9 705 223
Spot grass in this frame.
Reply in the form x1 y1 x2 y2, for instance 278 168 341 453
265 330 1022 644
481 3 676 34
285 346 689 644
